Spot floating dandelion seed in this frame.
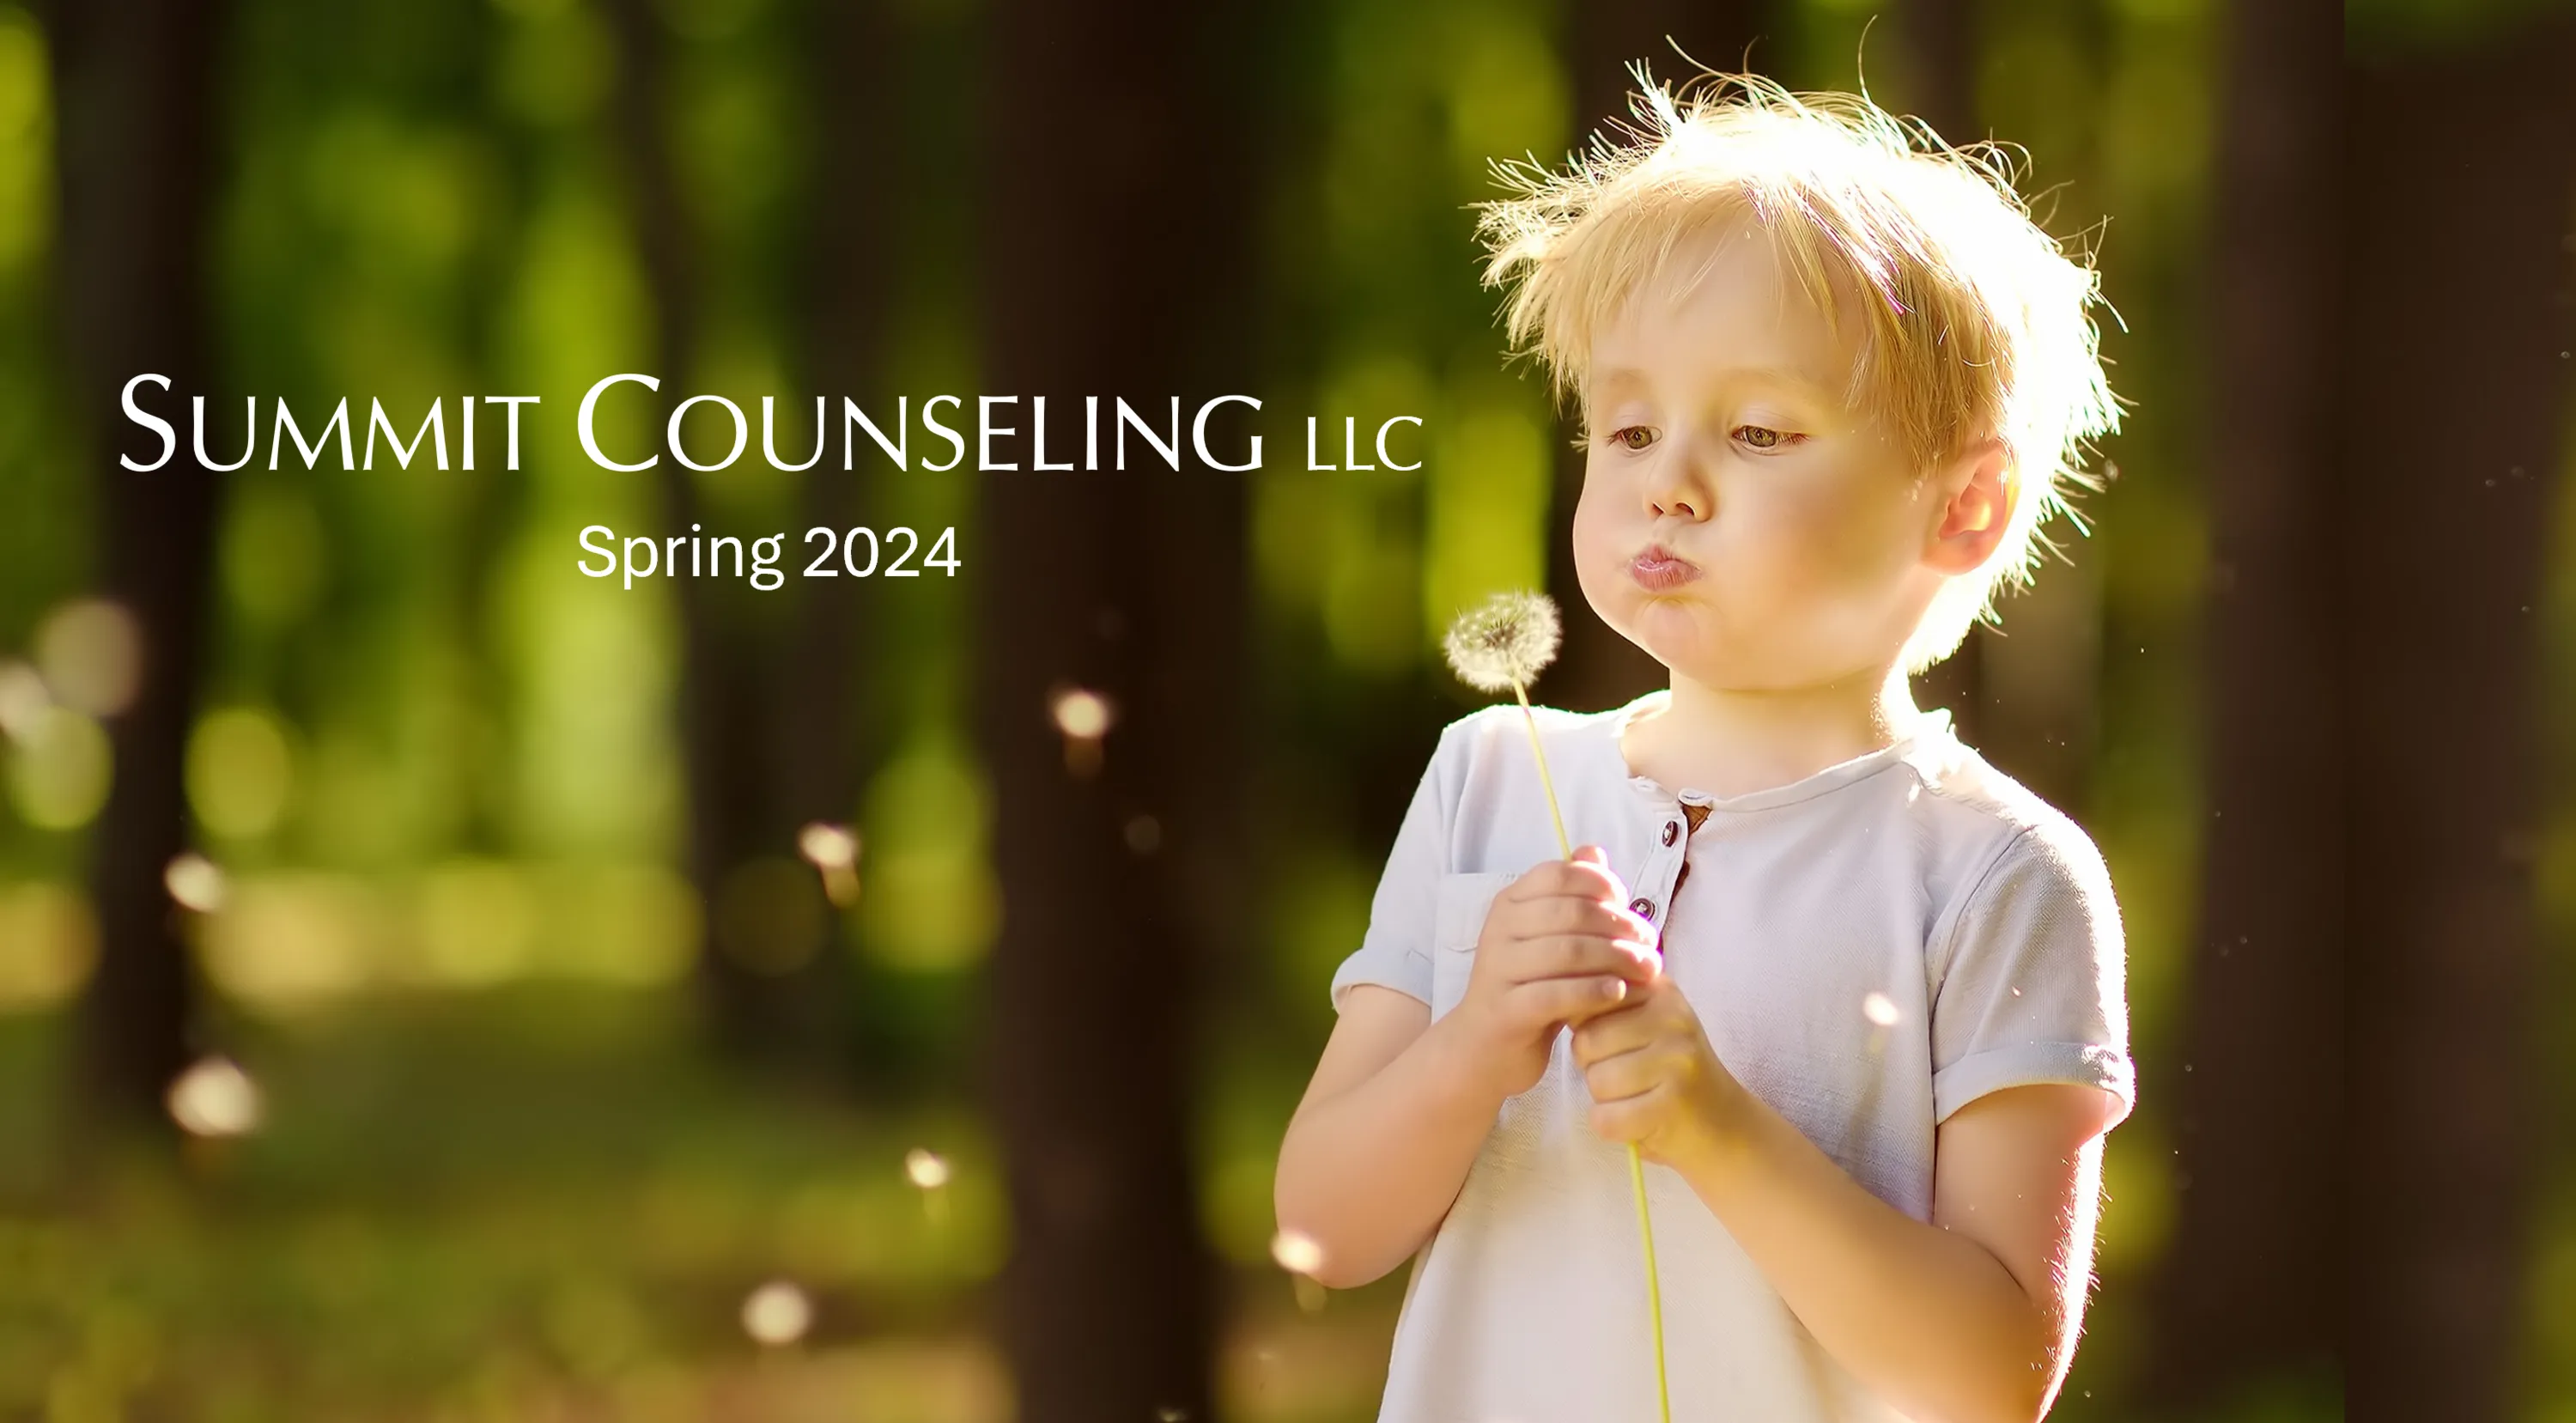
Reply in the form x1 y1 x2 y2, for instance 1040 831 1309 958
165 853 228 913
903 1147 951 1190
740 1280 811 1347
905 1147 952 1227
1269 1228 1326 1277
1048 685 1115 777
797 822 862 907
167 1057 260 1138
798 822 858 869
1050 686 1113 739
1862 992 1900 1027
1440 587 1667 1423
1442 590 1563 695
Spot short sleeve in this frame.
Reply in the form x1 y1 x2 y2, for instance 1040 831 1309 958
1327 728 1455 1012
1929 822 2136 1128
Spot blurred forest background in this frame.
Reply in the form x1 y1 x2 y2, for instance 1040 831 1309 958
0 0 2567 1418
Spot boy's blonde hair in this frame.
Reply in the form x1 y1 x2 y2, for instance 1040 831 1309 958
1476 69 2122 674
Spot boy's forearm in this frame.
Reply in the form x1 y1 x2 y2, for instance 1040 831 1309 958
1274 1013 1510 1288
1674 1094 2055 1423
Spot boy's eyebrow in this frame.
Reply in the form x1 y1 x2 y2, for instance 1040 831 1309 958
1589 363 1838 401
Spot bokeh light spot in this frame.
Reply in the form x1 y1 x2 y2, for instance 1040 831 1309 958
0 659 47 741
167 1057 261 1138
187 706 295 840
4 705 111 830
740 1280 811 1347
34 599 142 717
165 853 228 913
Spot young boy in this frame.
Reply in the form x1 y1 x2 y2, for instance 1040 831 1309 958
1275 75 2135 1423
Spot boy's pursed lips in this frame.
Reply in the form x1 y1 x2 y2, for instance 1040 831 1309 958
1631 542 1703 591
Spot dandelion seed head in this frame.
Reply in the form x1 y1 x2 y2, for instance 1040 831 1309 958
1443 590 1562 694
1862 992 1899 1027
903 1147 951 1189
741 1280 811 1347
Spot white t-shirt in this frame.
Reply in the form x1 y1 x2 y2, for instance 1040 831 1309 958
1328 690 2136 1422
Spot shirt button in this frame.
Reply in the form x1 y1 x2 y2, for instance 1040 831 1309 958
1628 897 1656 921
1661 820 1680 846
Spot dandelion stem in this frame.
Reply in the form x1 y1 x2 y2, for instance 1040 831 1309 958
1630 1147 1671 1423
1510 680 1574 861
1511 674 1669 1423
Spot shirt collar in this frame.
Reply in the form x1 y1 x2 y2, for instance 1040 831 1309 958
1601 688 1960 815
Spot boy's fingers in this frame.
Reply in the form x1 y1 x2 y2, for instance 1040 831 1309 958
1570 1002 1657 1065
1516 856 1628 904
1511 894 1647 943
1504 933 1657 983
1507 974 1627 1030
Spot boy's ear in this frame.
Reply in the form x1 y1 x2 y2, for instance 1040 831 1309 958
1926 438 2015 575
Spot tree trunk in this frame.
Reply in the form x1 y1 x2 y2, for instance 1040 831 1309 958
2139 0 2342 1405
781 0 896 1082
2339 13 2576 1418
46 0 231 1140
1544 0 1771 713
783 0 890 861
978 0 1256 1415
605 0 851 1074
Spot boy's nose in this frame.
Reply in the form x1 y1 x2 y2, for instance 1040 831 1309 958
1646 458 1710 520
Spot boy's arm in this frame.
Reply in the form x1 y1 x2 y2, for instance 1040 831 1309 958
1273 984 1513 1288
1676 1077 2118 1423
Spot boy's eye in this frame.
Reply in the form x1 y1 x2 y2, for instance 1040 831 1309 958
1607 425 1656 451
1735 424 1791 450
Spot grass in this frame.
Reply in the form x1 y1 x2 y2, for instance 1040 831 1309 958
0 986 1408 1422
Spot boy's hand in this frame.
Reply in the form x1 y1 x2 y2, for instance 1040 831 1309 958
1453 845 1661 1098
1572 973 1752 1171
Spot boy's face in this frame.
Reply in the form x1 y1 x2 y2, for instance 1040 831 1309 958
1572 216 1962 693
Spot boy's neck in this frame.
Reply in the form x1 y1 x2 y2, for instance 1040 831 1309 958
1619 664 1930 800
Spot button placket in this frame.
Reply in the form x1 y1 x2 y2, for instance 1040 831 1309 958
1627 804 1690 931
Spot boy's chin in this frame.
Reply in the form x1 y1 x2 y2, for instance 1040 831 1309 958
1615 618 1828 693
1613 613 1732 684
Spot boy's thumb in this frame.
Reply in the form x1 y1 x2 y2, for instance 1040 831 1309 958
1571 844 1606 866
